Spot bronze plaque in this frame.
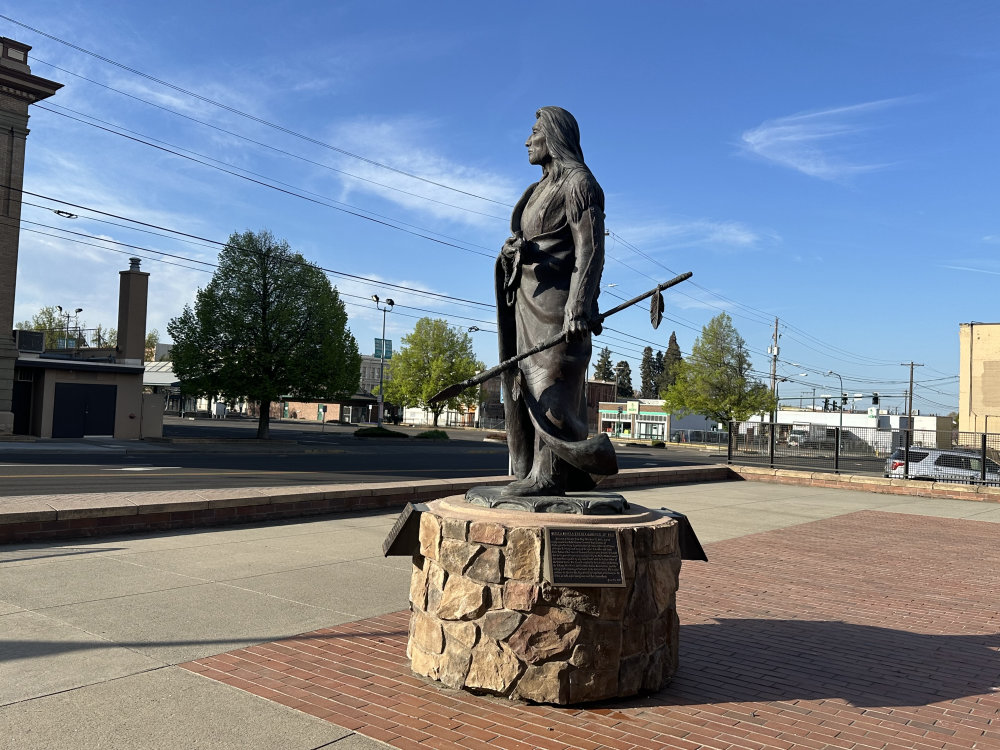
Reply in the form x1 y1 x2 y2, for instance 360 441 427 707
544 527 625 587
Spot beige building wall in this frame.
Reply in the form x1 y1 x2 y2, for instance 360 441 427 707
958 322 1000 433
32 369 146 439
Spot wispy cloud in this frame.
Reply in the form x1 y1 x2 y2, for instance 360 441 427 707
740 98 909 180
615 218 779 253
325 117 518 227
942 264 1000 276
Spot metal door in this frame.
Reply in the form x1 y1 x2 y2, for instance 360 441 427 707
52 383 117 438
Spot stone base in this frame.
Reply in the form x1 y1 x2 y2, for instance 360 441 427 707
407 496 681 704
0 411 12 436
465 485 628 515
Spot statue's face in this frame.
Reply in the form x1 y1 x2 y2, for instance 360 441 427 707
526 122 550 166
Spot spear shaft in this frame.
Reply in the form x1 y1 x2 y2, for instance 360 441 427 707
428 271 692 404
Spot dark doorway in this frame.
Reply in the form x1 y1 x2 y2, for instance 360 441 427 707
11 379 32 434
52 383 117 438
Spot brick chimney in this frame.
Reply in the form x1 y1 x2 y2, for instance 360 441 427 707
0 38 62 434
117 257 149 365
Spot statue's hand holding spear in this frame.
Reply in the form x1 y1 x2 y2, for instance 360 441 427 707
429 271 693 404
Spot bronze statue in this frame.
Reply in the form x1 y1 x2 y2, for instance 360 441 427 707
496 107 618 496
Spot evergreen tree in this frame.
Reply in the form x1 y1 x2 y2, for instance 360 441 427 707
639 346 658 398
659 331 683 394
615 360 634 398
593 346 614 381
653 349 665 386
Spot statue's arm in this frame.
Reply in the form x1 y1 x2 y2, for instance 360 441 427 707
565 181 605 339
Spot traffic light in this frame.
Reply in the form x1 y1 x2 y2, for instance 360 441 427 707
872 393 880 406
823 397 830 411
841 393 848 405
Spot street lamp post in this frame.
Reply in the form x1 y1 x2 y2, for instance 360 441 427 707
55 305 82 348
372 295 394 428
72 308 82 347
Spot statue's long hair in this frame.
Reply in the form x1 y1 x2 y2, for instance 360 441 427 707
535 106 587 180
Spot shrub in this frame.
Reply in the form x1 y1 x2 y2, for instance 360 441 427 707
652 440 666 448
415 429 449 440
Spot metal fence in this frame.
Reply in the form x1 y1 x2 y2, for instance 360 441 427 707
669 428 728 446
729 421 1000 486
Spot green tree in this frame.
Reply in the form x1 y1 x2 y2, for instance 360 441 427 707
593 346 614 381
16 306 67 350
615 360 634 398
382 318 479 426
661 313 774 424
653 349 665 388
659 331 682 392
93 324 116 348
639 346 657 398
167 229 360 439
144 328 159 362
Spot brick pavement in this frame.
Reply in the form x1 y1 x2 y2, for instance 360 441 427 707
184 511 1000 750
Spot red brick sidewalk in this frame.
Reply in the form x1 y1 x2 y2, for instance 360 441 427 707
183 511 1000 750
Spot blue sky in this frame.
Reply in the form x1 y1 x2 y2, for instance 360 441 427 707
8 2 999 415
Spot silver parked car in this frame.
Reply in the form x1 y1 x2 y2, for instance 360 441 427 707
885 447 1000 485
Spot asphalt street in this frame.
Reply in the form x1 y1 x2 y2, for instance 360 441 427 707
0 417 722 495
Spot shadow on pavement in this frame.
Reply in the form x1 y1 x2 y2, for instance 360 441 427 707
612 617 1000 709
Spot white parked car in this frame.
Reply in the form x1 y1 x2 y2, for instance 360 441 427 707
884 447 1000 485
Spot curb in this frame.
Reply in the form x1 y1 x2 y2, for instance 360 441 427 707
0 465 732 543
5 463 994 545
730 465 1000 504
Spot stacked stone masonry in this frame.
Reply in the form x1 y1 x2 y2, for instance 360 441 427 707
407 498 682 704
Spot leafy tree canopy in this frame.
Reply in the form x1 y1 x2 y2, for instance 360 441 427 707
145 329 159 362
661 313 774 424
593 346 614 381
16 306 84 349
93 324 116 348
167 229 360 438
382 317 480 426
615 360 634 398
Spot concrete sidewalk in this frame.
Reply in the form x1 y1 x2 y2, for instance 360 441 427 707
1 481 998 749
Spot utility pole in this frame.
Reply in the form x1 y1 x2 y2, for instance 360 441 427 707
769 317 779 398
901 362 924 421
900 361 924 480
372 295 395 427
768 317 779 424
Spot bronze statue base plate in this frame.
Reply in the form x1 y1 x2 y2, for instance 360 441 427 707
465 485 628 515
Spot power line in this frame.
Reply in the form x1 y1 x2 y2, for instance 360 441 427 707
7 19 947 378
20 219 501 335
32 57 510 223
21 15 886 368
3 14 508 206
36 104 495 259
40 101 498 253
11 189 496 309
